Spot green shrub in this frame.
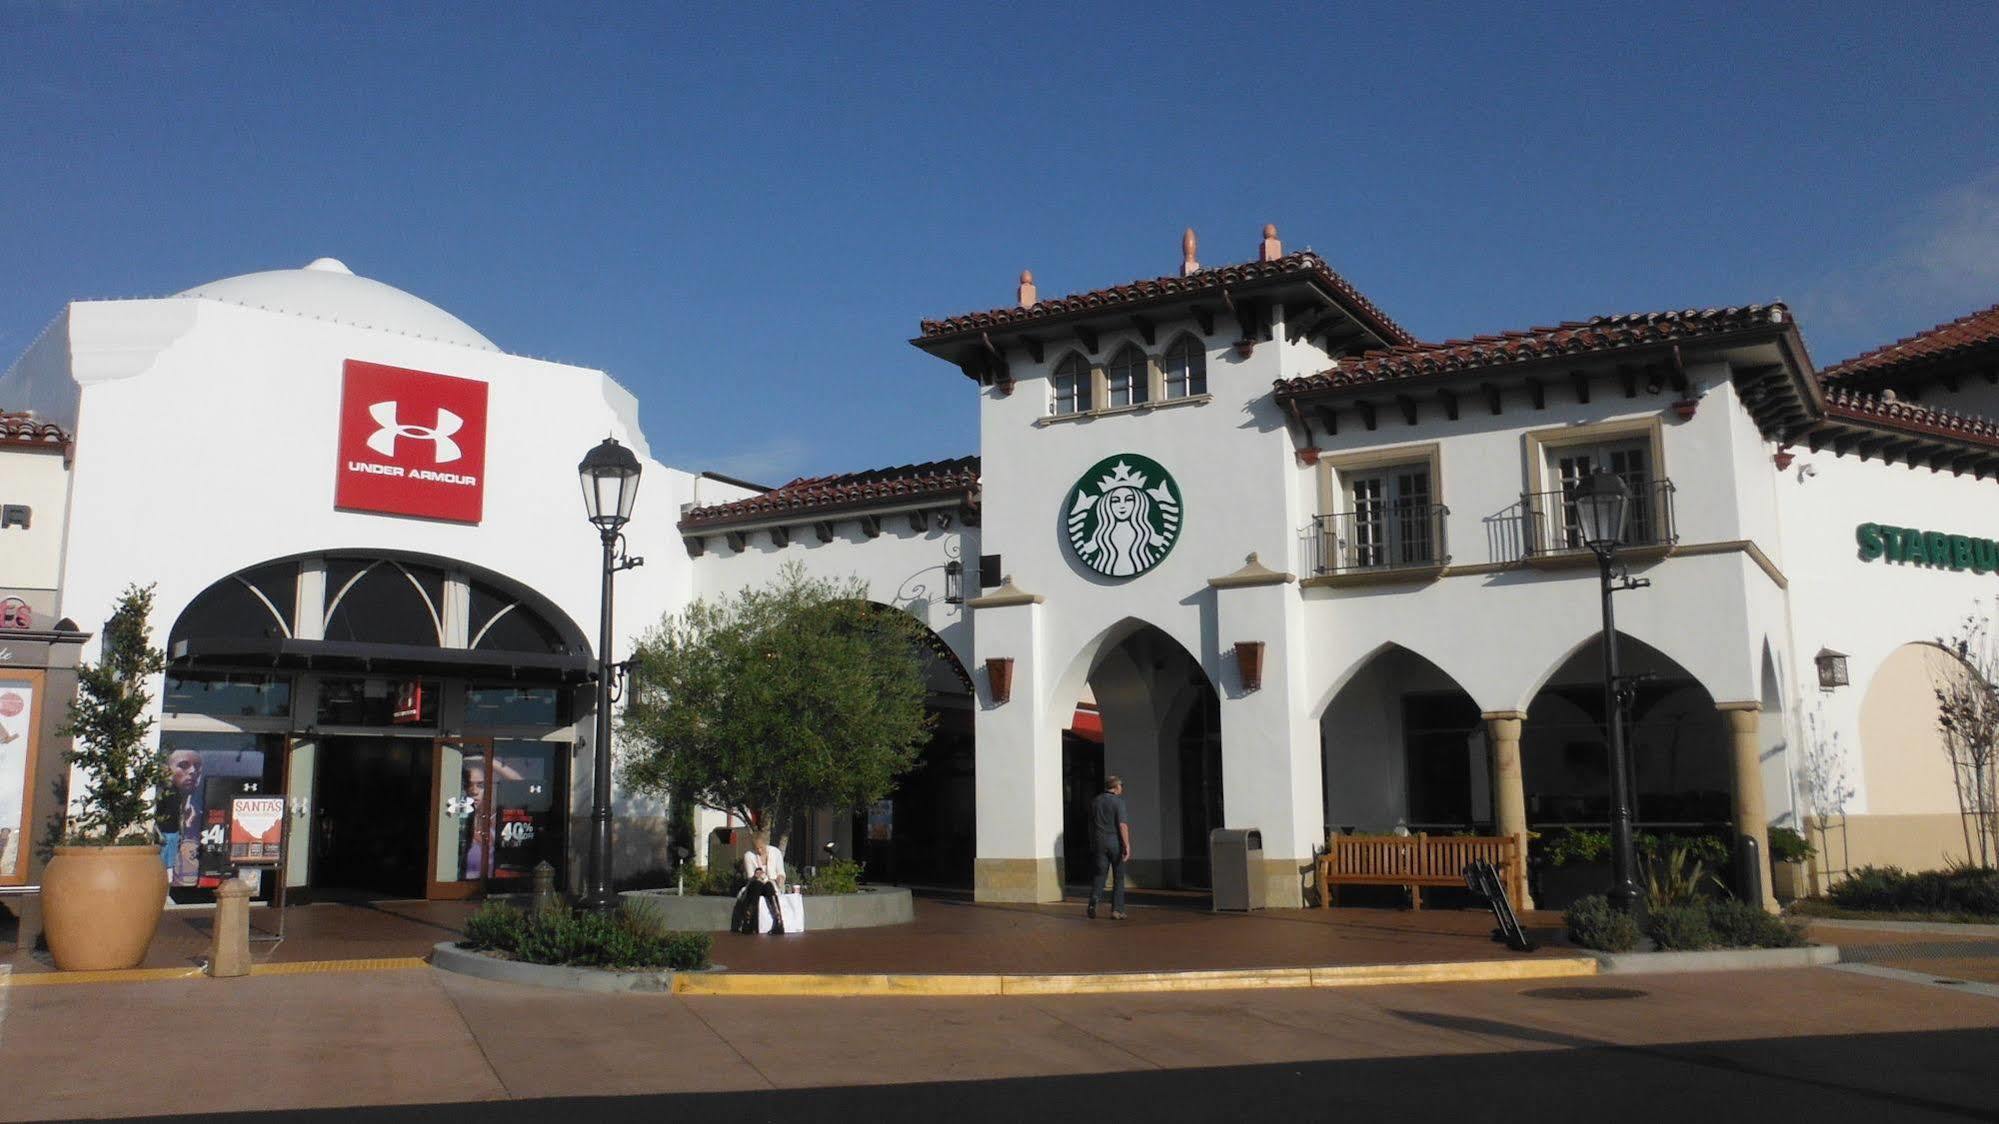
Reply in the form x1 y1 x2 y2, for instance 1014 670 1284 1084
1766 826 1814 863
1706 899 1806 948
1641 842 1717 909
461 902 526 953
1829 865 1999 917
1564 894 1641 952
1542 830 1612 868
459 901 711 971
806 857 865 896
1537 829 1730 871
1646 903 1715 951
692 863 743 896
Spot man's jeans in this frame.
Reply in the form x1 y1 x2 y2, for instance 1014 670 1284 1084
1088 841 1126 914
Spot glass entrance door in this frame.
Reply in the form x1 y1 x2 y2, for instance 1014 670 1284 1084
427 737 495 899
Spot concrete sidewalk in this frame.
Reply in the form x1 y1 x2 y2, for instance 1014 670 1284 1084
7 895 1563 978
2 956 1996 1120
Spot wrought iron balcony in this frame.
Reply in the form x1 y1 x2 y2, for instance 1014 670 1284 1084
1521 478 1677 557
1310 503 1451 576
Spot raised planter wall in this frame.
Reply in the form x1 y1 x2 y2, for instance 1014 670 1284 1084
621 885 915 931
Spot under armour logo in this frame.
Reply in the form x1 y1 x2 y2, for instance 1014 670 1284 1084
367 401 463 463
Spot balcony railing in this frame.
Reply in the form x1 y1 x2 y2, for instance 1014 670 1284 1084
1521 478 1678 557
1310 503 1451 576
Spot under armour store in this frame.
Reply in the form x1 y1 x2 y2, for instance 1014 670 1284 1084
0 258 752 905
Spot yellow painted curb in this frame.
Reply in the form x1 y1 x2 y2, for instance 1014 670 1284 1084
671 957 1597 998
1000 967 1314 995
677 973 1004 997
1310 957 1599 988
1 957 430 987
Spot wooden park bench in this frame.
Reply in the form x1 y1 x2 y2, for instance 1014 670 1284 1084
1316 832 1524 912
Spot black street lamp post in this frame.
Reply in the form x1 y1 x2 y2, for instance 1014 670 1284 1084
1572 470 1648 916
578 437 644 912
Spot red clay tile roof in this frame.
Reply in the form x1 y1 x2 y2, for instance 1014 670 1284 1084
1820 385 1999 446
1821 302 1999 383
918 252 1415 348
680 456 980 531
1274 304 1789 400
0 411 70 452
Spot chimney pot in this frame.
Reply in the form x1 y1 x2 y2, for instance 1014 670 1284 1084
1180 227 1200 277
1259 223 1283 262
1017 269 1037 308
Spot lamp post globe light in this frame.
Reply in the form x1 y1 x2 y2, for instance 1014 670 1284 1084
579 437 644 912
1573 470 1646 916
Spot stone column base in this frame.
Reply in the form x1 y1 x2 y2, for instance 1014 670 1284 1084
974 857 1061 903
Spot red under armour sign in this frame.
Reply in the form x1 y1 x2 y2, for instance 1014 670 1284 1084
335 360 489 524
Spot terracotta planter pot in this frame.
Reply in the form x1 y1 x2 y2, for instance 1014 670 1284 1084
42 844 168 971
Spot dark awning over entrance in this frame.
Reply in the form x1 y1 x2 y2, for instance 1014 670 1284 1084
169 637 594 684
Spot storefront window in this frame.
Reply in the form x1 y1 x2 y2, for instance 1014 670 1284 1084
466 580 571 654
164 672 292 718
157 731 285 903
482 740 565 886
465 685 568 727
316 677 439 727
323 559 446 647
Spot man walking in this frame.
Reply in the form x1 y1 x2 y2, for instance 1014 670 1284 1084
1087 775 1130 920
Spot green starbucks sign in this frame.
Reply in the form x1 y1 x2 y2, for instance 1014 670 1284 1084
1065 453 1182 578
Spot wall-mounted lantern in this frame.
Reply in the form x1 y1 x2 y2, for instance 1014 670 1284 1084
944 560 964 605
1234 641 1265 693
1815 648 1850 690
985 657 1014 704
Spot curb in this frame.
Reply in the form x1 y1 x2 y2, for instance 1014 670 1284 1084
433 946 1600 998
1586 945 1840 974
430 942 685 993
0 956 428 988
1805 918 1999 938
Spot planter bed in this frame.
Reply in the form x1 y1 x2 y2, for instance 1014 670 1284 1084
620 885 915 931
432 941 718 993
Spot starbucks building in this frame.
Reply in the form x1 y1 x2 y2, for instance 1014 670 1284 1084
6 229 1999 912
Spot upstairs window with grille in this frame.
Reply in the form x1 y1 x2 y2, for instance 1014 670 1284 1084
1161 335 1206 400
1105 345 1149 408
1344 466 1437 569
1552 440 1655 548
1050 353 1092 416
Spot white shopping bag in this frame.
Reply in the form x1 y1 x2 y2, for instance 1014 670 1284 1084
756 891 806 934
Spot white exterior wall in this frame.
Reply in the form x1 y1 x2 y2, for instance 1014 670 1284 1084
690 520 975 671
0 294 715 881
0 445 71 620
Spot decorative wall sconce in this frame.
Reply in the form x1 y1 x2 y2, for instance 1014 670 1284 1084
1773 446 1796 471
1815 648 1849 690
1234 641 1265 693
944 560 964 605
985 656 1015 704
1671 397 1700 421
1232 338 1256 359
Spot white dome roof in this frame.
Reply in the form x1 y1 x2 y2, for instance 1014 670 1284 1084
175 257 497 351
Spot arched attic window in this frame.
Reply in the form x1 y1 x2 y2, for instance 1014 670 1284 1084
1051 352 1092 416
467 577 574 654
323 558 447 647
1105 344 1148 408
167 561 298 649
1162 333 1206 399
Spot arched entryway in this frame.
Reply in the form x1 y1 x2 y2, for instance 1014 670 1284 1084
842 603 977 888
1518 633 1729 830
1059 623 1222 890
1857 641 1990 869
162 550 590 903
1318 644 1486 835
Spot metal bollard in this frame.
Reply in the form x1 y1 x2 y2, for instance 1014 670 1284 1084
1735 834 1765 909
209 878 253 978
531 861 564 915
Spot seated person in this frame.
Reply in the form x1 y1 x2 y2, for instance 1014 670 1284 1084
732 831 788 935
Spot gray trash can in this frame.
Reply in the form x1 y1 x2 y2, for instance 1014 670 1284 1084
1209 828 1264 912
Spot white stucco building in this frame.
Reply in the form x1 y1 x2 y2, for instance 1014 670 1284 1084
5 231 1996 913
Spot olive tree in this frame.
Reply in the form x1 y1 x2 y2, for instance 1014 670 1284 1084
57 583 168 843
1934 611 1999 868
618 563 933 851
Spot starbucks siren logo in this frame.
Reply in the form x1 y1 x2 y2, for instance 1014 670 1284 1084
1065 453 1182 578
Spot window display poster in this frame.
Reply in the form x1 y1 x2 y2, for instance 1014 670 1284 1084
0 678 35 883
464 750 554 882
159 742 265 888
229 796 285 864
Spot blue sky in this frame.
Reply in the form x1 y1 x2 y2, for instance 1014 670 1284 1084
5 3 1996 485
